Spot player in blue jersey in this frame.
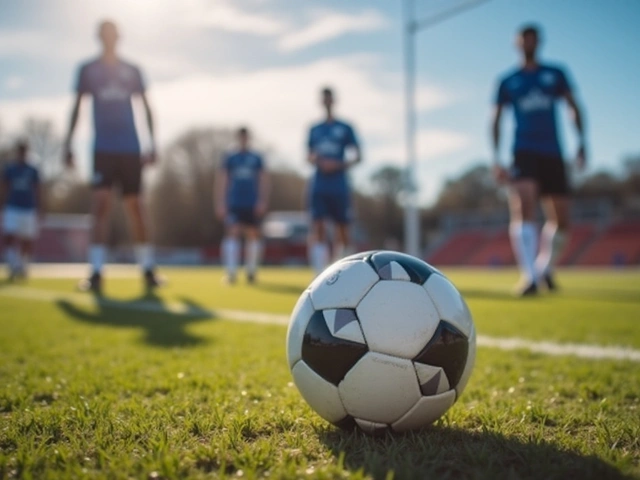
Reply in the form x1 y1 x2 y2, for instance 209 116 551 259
63 20 161 294
2 140 41 281
216 127 269 284
307 87 361 275
492 24 586 296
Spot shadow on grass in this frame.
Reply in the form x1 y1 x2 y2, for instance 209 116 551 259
319 424 629 480
56 291 215 348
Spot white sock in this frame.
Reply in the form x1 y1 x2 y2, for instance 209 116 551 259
535 224 567 276
5 246 19 271
222 237 240 278
509 222 538 283
245 239 261 275
310 242 329 275
89 244 106 274
135 243 155 272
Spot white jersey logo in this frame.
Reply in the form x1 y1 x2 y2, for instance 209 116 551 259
518 88 552 112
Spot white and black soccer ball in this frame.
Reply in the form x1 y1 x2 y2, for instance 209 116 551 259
286 250 476 434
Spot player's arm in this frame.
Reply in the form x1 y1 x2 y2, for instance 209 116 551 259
344 126 361 169
256 168 270 217
0 170 8 208
34 170 43 218
563 90 587 169
215 163 229 220
491 77 510 183
63 92 84 169
140 92 157 164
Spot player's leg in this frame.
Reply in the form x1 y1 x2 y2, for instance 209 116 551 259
2 208 20 279
507 153 539 295
244 224 262 284
329 191 352 261
120 155 161 290
79 153 113 293
221 212 241 284
308 191 329 275
16 210 38 278
535 157 571 290
80 187 112 292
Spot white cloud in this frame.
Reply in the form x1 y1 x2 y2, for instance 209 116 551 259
182 0 287 35
4 75 24 91
278 9 388 52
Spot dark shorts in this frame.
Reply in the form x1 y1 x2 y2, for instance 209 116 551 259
92 152 142 196
309 190 351 224
511 151 570 196
226 207 261 227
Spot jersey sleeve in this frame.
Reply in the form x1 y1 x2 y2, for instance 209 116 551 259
495 78 510 106
555 67 572 96
345 124 359 147
221 153 232 171
307 127 315 151
256 154 265 171
75 64 91 94
133 66 146 94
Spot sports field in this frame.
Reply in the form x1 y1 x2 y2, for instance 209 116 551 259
0 266 639 479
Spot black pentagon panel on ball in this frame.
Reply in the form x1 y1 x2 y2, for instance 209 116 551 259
368 251 439 285
413 320 469 389
301 310 368 386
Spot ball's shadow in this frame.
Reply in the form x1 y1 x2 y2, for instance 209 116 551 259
318 424 628 480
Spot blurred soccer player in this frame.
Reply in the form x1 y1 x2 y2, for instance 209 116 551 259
491 24 586 296
216 127 269 284
307 87 361 274
63 20 161 294
2 140 41 280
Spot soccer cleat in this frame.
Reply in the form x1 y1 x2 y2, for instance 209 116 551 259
78 272 102 294
515 281 538 297
541 273 558 292
144 269 164 290
223 274 237 285
247 272 256 284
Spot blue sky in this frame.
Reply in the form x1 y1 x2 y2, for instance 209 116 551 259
1 0 639 204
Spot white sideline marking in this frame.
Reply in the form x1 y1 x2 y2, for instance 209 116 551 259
1 286 639 362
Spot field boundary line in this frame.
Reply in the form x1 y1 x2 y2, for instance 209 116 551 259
1 285 639 362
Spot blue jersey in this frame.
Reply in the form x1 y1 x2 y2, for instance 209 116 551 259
3 162 39 210
223 150 264 208
76 58 145 154
495 64 572 156
308 120 358 194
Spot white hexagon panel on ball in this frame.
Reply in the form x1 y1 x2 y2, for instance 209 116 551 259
309 260 379 310
291 360 348 424
356 281 441 359
338 352 421 424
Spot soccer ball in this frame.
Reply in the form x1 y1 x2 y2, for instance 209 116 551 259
286 250 476 434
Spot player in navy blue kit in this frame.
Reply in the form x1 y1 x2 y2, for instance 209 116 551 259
63 20 161 294
2 141 41 281
492 25 586 296
307 87 361 275
216 127 269 284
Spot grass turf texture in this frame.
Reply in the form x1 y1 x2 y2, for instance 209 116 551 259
0 267 638 479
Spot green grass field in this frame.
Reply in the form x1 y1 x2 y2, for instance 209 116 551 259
1 266 639 479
